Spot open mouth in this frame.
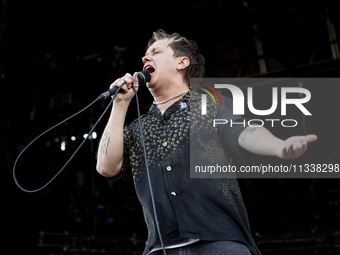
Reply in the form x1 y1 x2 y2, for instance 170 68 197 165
144 66 155 74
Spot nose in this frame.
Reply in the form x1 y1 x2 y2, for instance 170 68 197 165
142 55 151 64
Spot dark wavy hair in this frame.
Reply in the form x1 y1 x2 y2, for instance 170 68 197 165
146 29 205 87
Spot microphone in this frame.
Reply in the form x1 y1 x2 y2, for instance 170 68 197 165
98 70 151 100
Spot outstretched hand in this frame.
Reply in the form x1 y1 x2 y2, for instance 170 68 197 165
276 134 318 159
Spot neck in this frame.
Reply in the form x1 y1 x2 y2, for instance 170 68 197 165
150 81 189 103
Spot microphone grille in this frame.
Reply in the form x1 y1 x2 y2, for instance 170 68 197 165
137 70 151 85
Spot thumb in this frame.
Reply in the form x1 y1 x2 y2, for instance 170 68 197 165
304 134 318 143
132 72 139 88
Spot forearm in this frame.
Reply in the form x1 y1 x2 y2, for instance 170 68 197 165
96 102 129 177
238 126 283 156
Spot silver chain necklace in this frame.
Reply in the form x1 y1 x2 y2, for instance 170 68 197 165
153 91 188 105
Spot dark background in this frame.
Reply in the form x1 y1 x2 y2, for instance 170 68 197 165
1 0 340 254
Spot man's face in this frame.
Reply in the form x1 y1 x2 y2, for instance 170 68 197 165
142 40 179 88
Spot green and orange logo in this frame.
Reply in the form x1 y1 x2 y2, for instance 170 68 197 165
198 82 222 115
198 82 223 106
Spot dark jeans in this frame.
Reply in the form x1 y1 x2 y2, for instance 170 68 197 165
156 241 252 255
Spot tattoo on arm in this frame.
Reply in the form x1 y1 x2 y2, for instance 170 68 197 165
101 130 111 155
240 126 259 141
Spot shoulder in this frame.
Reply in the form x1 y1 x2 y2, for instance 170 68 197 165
125 110 152 131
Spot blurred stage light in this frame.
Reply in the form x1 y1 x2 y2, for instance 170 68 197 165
92 132 97 139
61 140 66 151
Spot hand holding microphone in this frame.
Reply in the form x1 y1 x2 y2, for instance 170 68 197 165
98 70 151 101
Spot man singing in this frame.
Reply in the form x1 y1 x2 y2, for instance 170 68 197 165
96 29 317 255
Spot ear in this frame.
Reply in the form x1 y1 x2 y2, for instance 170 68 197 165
177 56 190 70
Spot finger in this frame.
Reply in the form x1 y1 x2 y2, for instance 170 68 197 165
110 76 130 93
132 72 139 88
287 148 295 159
110 79 125 91
281 146 289 159
122 73 133 89
117 79 128 93
304 134 318 143
110 78 120 89
287 144 298 159
294 142 303 150
293 145 302 158
300 141 307 154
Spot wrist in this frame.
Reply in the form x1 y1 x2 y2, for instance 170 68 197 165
112 99 130 109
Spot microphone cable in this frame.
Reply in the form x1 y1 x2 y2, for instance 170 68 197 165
132 85 167 255
12 82 125 193
12 78 167 255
